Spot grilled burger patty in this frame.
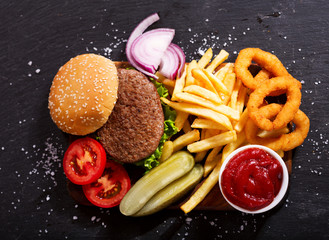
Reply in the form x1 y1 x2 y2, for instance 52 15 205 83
97 68 164 163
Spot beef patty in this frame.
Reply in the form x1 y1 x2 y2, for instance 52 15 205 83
97 68 164 163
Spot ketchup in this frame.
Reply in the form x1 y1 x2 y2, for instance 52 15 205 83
221 147 283 211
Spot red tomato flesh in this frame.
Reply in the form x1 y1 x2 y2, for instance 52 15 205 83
82 160 131 208
63 137 106 185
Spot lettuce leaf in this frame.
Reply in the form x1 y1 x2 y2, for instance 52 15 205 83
135 78 178 173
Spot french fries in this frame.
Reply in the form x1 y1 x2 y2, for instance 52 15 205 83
172 129 200 153
174 92 240 121
191 118 227 130
234 108 249 132
172 65 187 101
157 47 289 214
182 120 192 133
175 110 189 132
204 148 222 177
206 49 229 73
192 69 218 95
203 69 229 95
180 156 224 214
214 63 234 80
183 85 222 104
222 73 236 105
159 141 174 163
194 129 208 162
185 60 198 86
221 131 246 163
187 130 237 153
161 98 233 130
198 48 213 68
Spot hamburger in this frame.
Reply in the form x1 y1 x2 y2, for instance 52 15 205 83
48 54 119 136
49 54 170 165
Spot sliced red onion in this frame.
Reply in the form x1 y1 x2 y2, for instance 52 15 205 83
158 43 186 79
125 13 186 80
170 43 185 78
126 13 160 78
131 28 175 74
158 44 179 79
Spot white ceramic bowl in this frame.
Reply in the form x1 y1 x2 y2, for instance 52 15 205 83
218 144 289 214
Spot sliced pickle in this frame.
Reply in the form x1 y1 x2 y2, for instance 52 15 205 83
119 151 194 216
133 164 204 216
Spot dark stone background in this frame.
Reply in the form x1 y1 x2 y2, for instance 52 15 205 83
0 0 328 239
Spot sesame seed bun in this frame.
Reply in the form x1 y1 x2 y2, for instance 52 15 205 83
48 54 118 135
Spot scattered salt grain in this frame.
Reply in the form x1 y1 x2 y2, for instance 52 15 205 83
35 69 40 74
28 61 32 66
73 216 78 220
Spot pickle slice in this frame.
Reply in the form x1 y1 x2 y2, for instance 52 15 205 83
133 164 204 216
119 151 195 216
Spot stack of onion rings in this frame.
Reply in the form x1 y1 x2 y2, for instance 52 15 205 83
245 104 310 151
235 48 291 91
235 48 309 152
247 76 302 131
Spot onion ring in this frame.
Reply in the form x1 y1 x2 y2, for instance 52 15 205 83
235 48 294 91
247 76 301 131
254 69 271 82
245 104 310 151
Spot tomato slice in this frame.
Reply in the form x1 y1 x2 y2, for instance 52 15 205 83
82 160 131 208
63 137 106 185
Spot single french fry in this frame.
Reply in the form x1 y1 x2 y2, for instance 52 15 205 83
191 118 227 130
198 48 213 68
194 129 207 162
172 65 187 101
234 108 249 132
174 92 240 121
206 49 229 73
196 128 223 163
236 86 248 114
221 131 246 163
175 110 189 132
180 155 224 214
222 73 236 105
183 120 192 133
159 141 174 163
204 147 223 177
161 97 233 130
172 129 200 153
214 63 234 80
195 151 207 162
192 69 218 95
183 85 222 104
229 77 242 110
203 154 221 178
161 78 175 88
203 69 229 96
187 130 237 153
257 127 290 138
185 60 198 86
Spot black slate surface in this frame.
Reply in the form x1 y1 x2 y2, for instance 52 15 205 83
1 0 328 239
